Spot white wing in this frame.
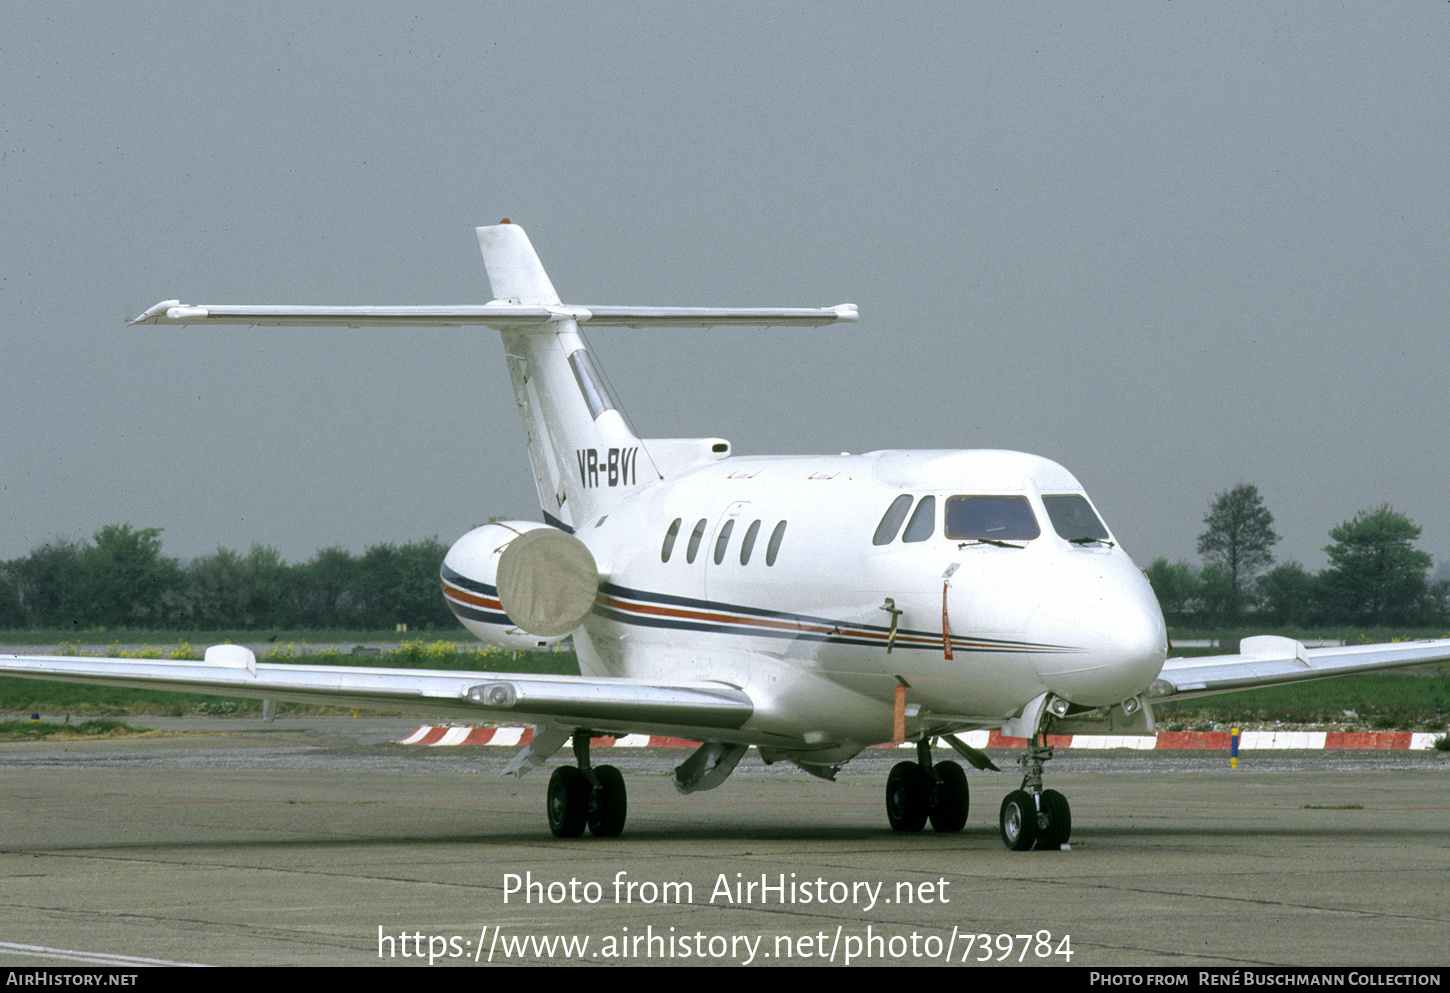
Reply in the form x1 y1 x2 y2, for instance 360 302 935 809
1148 635 1450 702
0 646 752 738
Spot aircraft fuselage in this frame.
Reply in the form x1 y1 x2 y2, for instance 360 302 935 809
468 446 1168 764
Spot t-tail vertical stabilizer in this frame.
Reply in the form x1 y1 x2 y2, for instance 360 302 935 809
477 222 655 531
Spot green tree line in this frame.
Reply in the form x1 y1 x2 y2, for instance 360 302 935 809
1148 485 1449 629
0 525 457 631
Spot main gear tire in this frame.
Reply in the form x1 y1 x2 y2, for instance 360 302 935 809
928 761 969 832
547 766 590 838
886 761 930 832
587 764 628 838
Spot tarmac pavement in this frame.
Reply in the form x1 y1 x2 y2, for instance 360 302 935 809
0 716 1446 967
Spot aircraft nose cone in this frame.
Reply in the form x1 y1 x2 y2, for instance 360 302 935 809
1025 562 1167 707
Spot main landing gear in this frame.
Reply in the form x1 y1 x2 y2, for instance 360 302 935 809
998 736 1071 851
547 732 627 838
885 739 969 833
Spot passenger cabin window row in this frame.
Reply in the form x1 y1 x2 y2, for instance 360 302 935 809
872 493 1109 544
661 517 787 566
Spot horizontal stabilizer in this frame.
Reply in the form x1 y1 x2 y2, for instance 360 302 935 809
579 304 857 326
132 221 855 329
130 301 857 328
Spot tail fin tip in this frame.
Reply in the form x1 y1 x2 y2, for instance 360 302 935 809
476 223 562 306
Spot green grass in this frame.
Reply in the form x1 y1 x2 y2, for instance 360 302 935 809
1302 804 1364 810
0 718 151 740
0 628 446 646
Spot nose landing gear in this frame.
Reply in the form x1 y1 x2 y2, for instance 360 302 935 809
998 736 1071 850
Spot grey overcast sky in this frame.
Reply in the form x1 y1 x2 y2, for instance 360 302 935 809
3 2 1447 575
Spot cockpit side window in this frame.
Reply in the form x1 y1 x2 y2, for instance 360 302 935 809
901 495 936 543
872 494 914 546
1042 494 1110 542
944 495 1040 541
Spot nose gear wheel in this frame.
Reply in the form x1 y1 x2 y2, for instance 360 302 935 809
997 726 1073 851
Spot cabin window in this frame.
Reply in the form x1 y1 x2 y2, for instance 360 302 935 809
1042 494 1110 542
686 518 708 563
872 494 914 545
713 519 735 565
740 520 761 564
661 518 682 562
901 496 935 543
944 495 1040 541
765 521 787 565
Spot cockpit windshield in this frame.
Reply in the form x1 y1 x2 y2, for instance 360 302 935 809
1042 494 1111 543
943 495 1040 541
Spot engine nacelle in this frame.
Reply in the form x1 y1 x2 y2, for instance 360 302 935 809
441 521 600 651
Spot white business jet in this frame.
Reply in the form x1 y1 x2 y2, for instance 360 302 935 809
6 222 1450 850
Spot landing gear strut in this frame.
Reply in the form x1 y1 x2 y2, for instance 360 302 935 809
547 732 628 838
886 739 969 833
998 735 1071 850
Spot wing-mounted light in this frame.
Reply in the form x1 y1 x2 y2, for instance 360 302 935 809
469 682 517 707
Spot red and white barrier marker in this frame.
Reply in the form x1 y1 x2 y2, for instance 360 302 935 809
398 726 1443 750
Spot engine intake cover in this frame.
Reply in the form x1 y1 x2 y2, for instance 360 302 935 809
495 528 600 636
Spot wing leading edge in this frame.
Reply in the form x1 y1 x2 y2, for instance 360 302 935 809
1149 635 1450 702
0 647 753 737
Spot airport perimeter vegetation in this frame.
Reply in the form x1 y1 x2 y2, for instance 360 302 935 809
1 626 1449 738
